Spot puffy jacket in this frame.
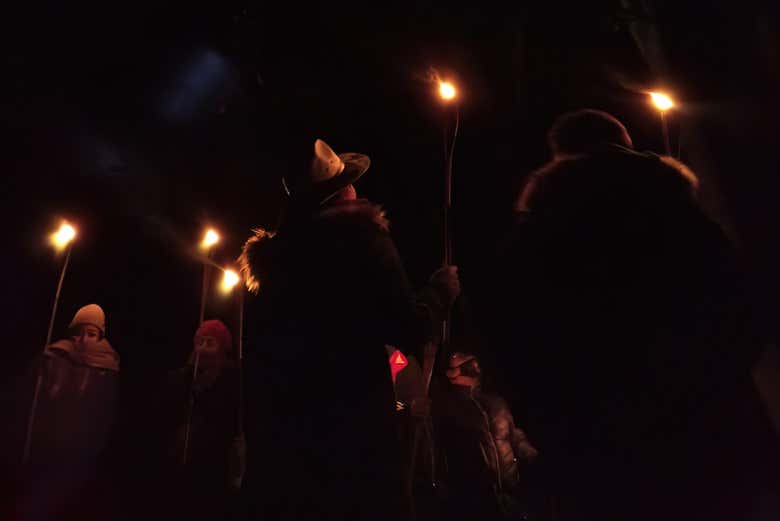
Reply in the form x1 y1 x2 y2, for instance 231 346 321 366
436 384 538 520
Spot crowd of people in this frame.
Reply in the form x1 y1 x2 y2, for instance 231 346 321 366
3 110 778 521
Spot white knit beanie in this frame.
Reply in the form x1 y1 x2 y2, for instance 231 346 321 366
69 304 106 335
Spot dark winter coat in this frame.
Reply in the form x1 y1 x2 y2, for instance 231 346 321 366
160 363 240 520
10 340 120 521
239 198 447 521
28 340 119 462
166 364 239 483
435 385 538 520
475 144 776 520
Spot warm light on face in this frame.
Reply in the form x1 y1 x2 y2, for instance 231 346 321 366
439 81 457 101
649 91 674 111
72 324 101 345
201 229 220 250
221 269 240 294
51 222 76 250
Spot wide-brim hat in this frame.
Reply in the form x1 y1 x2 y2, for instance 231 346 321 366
282 139 371 206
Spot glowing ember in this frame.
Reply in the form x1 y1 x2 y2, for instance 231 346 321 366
50 222 76 250
439 81 457 101
649 91 674 111
221 269 240 294
201 228 220 250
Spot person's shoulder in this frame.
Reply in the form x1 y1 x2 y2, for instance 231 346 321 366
588 146 698 199
607 145 687 175
317 199 390 233
619 150 700 201
45 339 73 352
43 340 76 363
527 155 585 182
516 157 582 211
655 155 699 192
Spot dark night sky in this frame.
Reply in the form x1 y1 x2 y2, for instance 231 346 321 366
2 1 780 378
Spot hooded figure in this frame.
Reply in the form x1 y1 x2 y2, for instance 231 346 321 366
239 139 460 521
474 109 776 520
29 304 119 459
16 304 120 521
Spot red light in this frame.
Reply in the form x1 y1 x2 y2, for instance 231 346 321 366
388 349 408 383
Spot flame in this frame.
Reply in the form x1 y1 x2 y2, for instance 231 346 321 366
221 269 240 294
50 222 76 250
649 91 674 111
201 228 220 250
438 81 457 101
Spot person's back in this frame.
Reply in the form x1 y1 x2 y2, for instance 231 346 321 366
240 140 460 521
479 111 773 520
242 200 422 521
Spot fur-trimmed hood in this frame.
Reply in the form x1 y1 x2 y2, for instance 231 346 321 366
239 199 389 294
516 145 699 213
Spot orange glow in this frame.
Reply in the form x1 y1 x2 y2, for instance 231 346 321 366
201 228 220 250
220 269 240 294
50 222 76 250
649 91 674 111
438 81 457 101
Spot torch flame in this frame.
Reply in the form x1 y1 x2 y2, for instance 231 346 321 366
50 222 76 251
201 228 220 250
649 91 674 111
438 81 457 101
221 269 240 294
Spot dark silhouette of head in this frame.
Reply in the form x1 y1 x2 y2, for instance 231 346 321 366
548 109 633 157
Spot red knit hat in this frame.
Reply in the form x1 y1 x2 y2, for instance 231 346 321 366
194 320 233 353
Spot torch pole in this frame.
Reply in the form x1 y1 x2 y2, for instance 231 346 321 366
661 111 672 156
441 104 459 354
181 351 200 465
46 244 73 349
198 255 211 326
237 289 244 435
410 102 460 502
183 251 212 465
23 242 74 464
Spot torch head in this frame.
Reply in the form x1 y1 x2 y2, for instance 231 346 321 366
649 91 674 112
201 229 220 251
438 81 457 101
51 222 76 251
221 269 240 294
